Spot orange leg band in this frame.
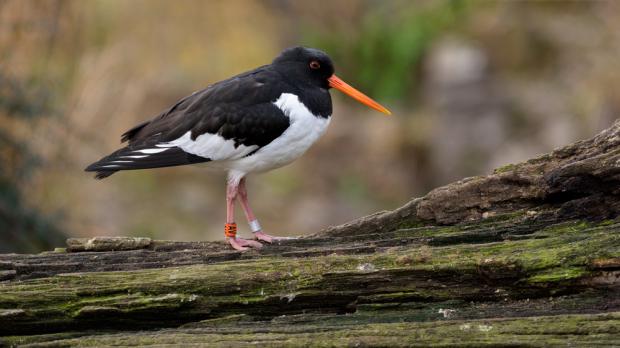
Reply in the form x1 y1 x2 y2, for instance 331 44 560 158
224 222 237 238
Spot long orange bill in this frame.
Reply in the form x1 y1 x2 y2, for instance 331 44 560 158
328 74 391 115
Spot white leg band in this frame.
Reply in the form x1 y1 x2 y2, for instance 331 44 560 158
249 219 262 233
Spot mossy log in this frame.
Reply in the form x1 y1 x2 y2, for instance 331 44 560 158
2 122 620 347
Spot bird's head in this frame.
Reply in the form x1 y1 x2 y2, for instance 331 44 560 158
273 46 391 115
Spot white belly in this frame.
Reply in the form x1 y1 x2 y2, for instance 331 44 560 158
225 93 331 180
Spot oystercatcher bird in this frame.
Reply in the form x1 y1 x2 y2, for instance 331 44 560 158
86 46 390 250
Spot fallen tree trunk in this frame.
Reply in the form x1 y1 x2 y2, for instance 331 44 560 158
1 121 620 347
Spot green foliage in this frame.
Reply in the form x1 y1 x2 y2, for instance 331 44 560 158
0 73 65 253
307 0 469 102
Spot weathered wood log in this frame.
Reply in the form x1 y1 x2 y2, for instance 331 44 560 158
1 121 620 347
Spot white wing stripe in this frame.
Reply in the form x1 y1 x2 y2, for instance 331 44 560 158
122 155 149 159
161 131 258 161
135 148 168 154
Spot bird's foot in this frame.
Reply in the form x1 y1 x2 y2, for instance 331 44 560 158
227 237 263 251
253 231 295 244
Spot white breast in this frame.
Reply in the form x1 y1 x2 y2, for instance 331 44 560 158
225 93 331 180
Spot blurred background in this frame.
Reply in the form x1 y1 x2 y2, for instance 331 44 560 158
1 0 619 253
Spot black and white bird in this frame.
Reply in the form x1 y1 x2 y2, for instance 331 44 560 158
86 46 390 250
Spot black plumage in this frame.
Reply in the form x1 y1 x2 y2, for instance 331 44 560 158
85 47 335 179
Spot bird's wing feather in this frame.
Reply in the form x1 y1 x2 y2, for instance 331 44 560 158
85 67 292 179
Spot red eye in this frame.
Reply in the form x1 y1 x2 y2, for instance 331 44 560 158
309 60 320 70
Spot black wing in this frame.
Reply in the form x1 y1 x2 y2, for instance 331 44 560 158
85 66 291 179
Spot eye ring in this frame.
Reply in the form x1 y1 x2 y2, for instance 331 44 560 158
309 60 321 70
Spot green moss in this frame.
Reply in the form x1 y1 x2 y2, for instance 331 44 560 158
5 312 619 347
527 267 589 283
493 163 519 174
1 219 618 336
598 219 617 227
396 219 427 230
525 153 553 165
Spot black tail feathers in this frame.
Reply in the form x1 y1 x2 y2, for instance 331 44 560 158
85 145 210 180
85 161 118 180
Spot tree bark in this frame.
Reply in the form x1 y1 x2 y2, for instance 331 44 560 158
1 122 620 347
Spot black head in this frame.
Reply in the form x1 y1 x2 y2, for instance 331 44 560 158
271 46 392 115
272 47 335 89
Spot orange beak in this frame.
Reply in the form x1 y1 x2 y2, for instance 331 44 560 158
328 75 391 115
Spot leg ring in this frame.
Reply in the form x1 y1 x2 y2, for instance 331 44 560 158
249 219 262 233
225 223 237 238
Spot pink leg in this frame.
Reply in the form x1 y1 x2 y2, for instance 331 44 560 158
226 179 262 251
238 178 292 243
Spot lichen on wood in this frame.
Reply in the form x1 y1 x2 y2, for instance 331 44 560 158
2 121 620 347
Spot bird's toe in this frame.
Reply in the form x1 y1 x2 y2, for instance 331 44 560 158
228 238 253 251
254 232 273 243
228 237 263 250
241 239 263 249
